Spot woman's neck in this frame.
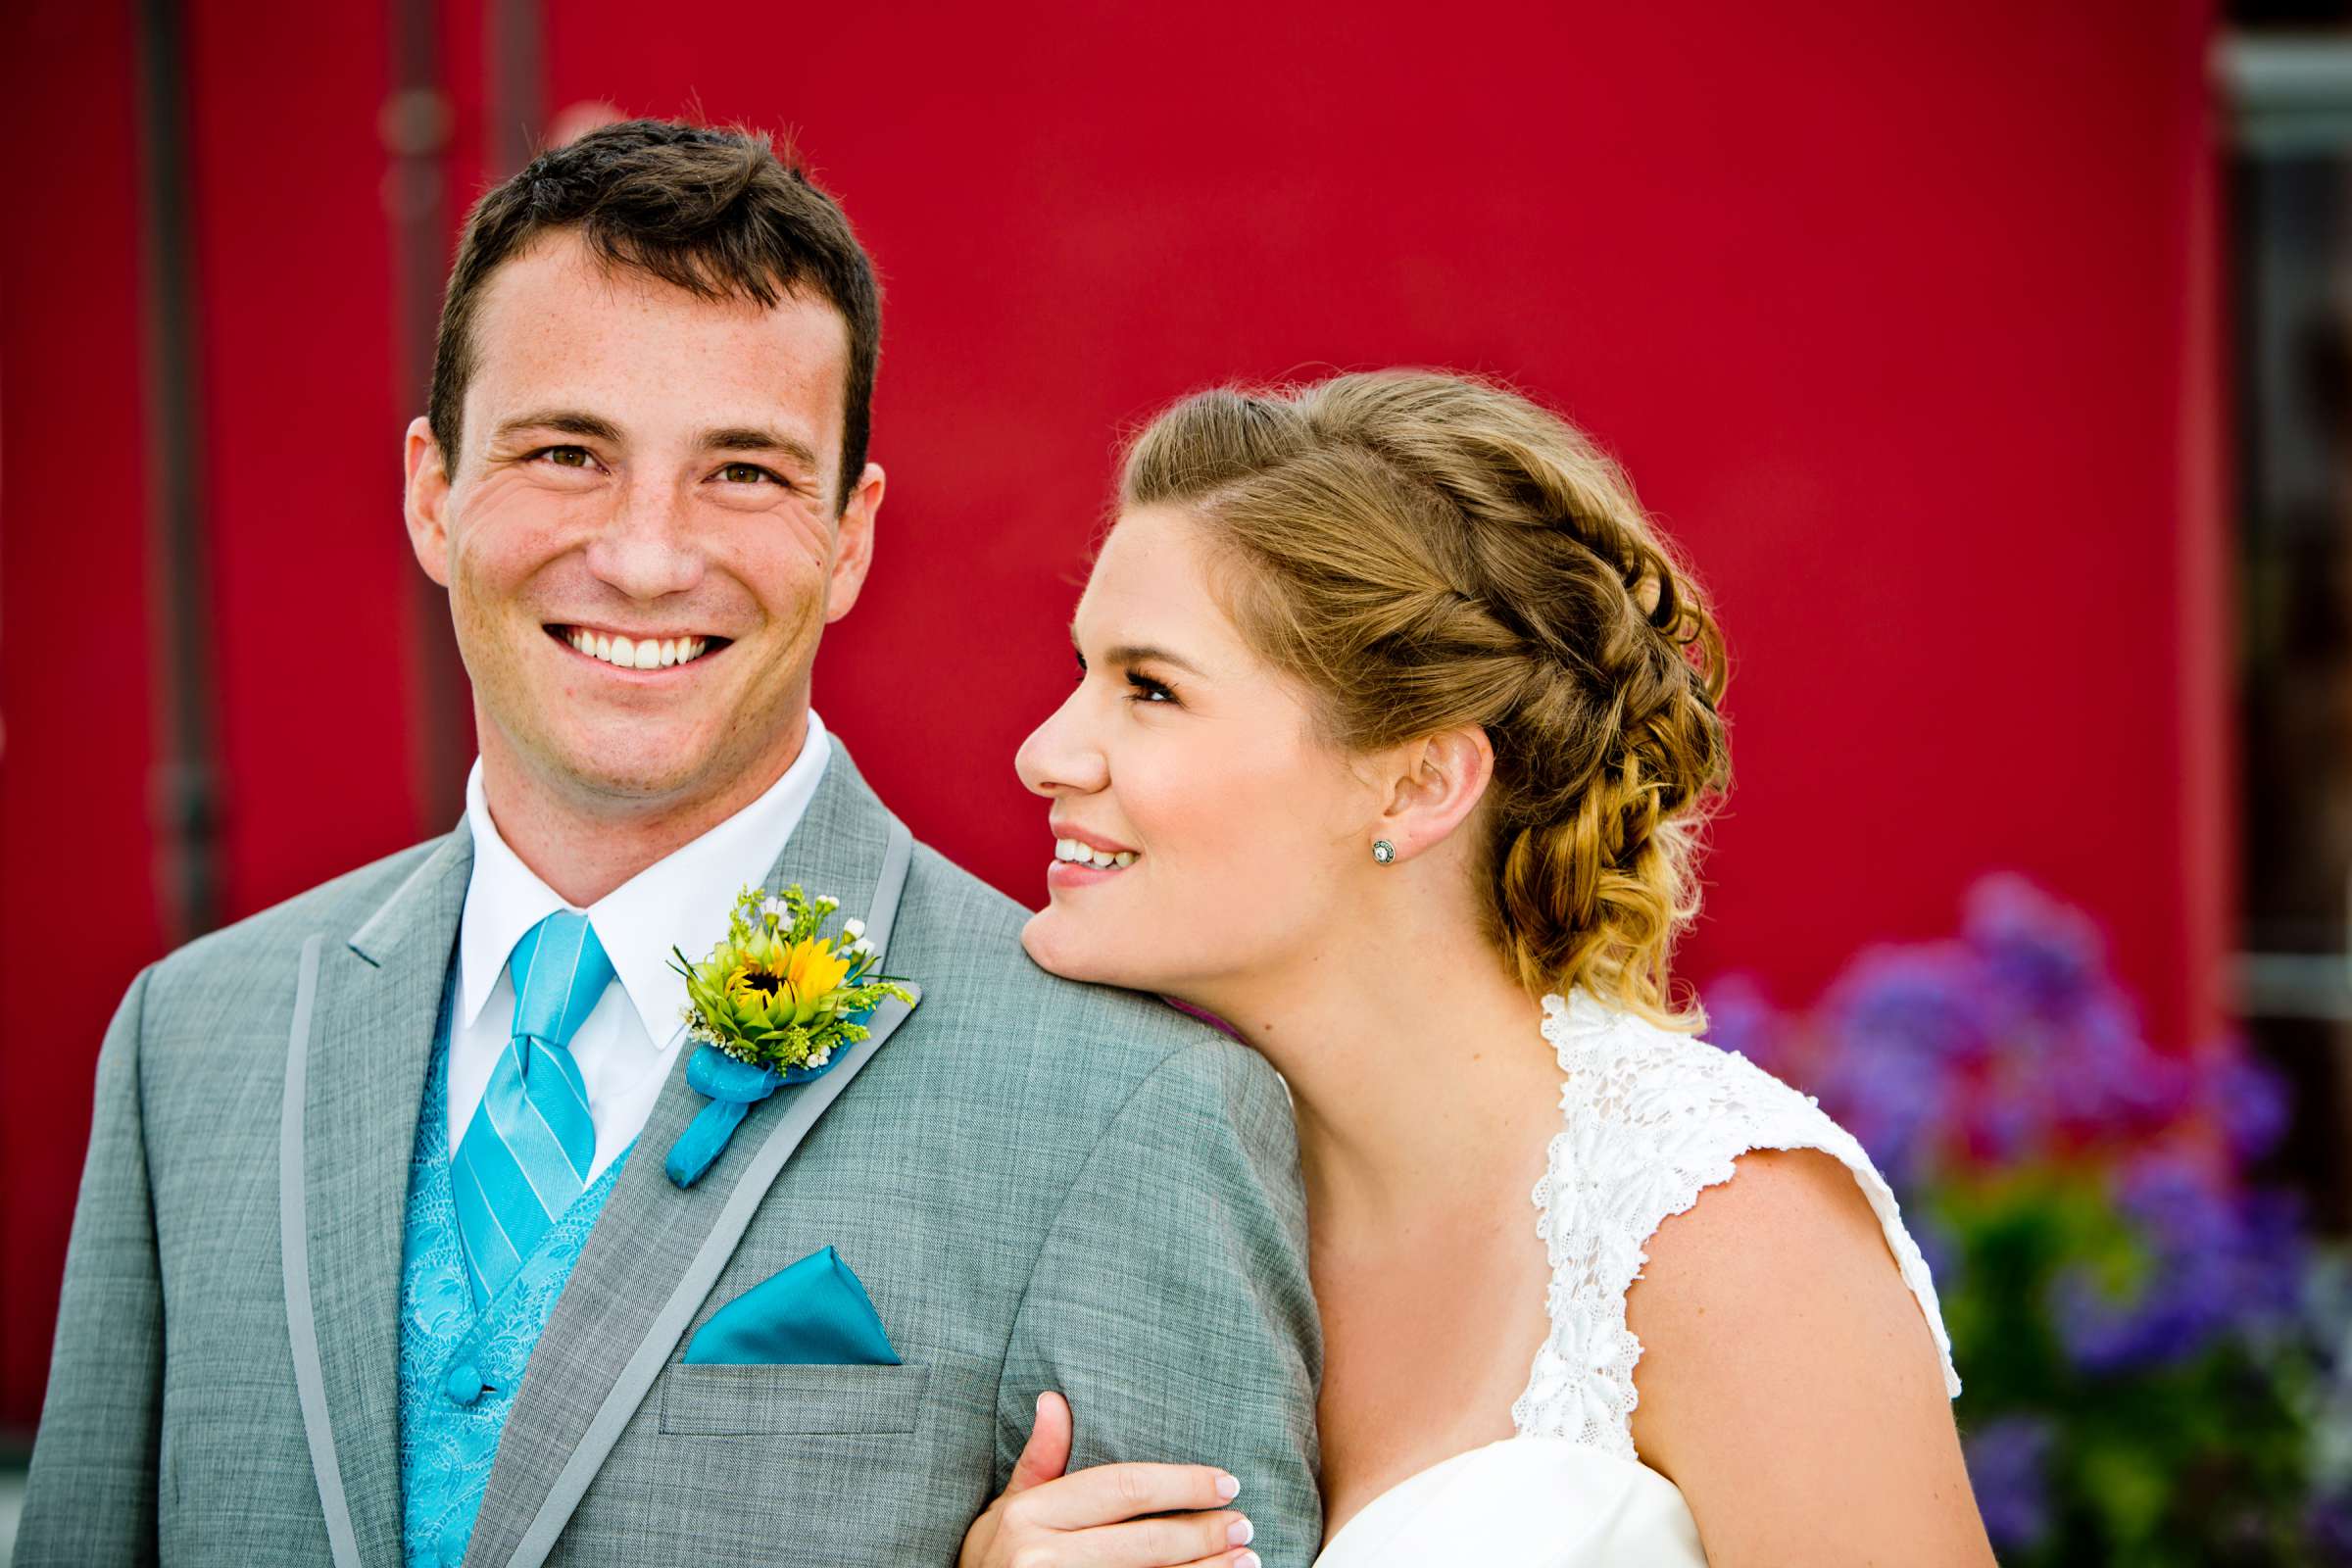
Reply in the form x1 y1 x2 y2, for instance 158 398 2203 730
1202 921 1564 1241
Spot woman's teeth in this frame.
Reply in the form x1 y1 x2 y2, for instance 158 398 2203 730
566 628 710 670
1055 838 1137 869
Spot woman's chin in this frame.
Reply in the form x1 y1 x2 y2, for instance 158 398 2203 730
1021 907 1135 988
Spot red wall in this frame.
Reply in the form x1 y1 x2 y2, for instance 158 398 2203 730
2 0 164 1428
0 0 2227 1429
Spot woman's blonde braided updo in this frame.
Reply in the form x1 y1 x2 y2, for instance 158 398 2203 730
1119 370 1731 1029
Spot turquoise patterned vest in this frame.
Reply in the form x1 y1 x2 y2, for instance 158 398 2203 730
398 965 633 1567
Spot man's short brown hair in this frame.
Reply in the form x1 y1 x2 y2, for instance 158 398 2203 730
427 119 882 511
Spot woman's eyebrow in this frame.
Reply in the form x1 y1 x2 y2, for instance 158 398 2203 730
1077 634 1203 676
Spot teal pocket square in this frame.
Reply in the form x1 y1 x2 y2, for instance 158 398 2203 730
684 1245 903 1367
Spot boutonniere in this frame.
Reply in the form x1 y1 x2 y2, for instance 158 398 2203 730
662 884 915 1188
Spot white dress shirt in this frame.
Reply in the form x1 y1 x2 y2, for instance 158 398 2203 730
450 710 833 1179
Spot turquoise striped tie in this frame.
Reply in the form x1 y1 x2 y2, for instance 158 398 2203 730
451 909 615 1306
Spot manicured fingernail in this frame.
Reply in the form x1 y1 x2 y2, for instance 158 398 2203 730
1228 1516 1254 1546
1034 1393 1048 1418
1215 1471 1241 1501
1235 1552 1260 1568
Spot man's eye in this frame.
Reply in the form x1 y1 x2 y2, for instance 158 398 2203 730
717 462 781 485
534 445 596 469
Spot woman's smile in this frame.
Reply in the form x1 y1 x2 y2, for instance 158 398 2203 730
1048 822 1141 886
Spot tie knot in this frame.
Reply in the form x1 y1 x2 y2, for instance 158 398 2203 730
509 909 615 1049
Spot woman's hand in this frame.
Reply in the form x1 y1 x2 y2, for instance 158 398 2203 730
958 1392 1261 1568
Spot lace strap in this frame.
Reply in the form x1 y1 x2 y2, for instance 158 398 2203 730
1511 992 1961 1463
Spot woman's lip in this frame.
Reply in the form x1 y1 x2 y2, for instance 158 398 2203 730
1047 858 1131 888
1050 825 1139 856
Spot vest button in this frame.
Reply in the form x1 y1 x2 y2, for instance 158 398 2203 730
444 1362 486 1404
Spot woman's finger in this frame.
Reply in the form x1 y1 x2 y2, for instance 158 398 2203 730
1004 1391 1074 1496
1008 1462 1241 1532
1169 1551 1262 1568
1046 1507 1255 1567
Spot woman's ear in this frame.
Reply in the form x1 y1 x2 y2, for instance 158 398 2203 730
1374 723 1494 862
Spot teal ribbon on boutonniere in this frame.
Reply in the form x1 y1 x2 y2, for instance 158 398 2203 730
663 885 914 1189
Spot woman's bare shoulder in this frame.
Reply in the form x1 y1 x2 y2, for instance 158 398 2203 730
1624 1147 1992 1567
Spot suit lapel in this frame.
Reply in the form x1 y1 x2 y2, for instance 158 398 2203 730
285 824 473 1568
466 743 921 1568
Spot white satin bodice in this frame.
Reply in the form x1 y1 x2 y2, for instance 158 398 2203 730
1312 989 1960 1567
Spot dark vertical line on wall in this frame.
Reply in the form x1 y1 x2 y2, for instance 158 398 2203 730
384 0 465 834
132 0 222 942
486 0 546 178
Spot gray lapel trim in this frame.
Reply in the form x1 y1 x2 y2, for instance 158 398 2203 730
282 827 473 1568
469 751 920 1568
281 933 361 1568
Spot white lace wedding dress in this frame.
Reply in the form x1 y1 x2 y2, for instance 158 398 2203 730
1313 988 1962 1567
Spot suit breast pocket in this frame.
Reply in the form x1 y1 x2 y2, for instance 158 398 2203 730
657 1359 932 1437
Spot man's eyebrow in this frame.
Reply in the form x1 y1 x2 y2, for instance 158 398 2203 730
700 425 820 471
491 408 624 446
486 411 819 473
1070 629 1207 678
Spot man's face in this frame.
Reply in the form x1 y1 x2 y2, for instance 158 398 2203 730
403 229 881 818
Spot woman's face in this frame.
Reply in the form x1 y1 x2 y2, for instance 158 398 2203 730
1015 505 1381 1005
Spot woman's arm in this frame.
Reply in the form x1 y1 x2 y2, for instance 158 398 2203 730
1626 1147 1996 1568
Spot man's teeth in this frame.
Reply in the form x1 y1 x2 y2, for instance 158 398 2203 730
1055 838 1137 869
565 628 710 669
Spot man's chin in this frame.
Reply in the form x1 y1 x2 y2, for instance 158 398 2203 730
535 737 724 808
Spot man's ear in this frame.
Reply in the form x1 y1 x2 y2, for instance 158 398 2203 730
404 416 455 586
822 460 886 625
1374 724 1495 863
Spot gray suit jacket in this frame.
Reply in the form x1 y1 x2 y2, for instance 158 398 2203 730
17 743 1323 1567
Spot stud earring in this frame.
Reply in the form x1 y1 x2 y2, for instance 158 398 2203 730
1372 839 1396 864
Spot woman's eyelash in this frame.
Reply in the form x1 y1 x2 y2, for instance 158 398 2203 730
1069 654 1178 705
1125 671 1178 704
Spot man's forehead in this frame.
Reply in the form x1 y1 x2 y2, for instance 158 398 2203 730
466 229 849 437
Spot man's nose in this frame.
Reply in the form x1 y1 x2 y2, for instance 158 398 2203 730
1015 688 1109 798
583 474 704 599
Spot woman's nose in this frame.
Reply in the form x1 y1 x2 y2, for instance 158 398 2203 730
1015 687 1108 799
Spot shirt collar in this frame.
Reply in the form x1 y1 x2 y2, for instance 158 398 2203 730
458 710 833 1049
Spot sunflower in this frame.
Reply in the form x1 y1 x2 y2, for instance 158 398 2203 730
670 883 912 1073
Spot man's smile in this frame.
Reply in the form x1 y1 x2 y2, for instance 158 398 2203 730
546 621 733 672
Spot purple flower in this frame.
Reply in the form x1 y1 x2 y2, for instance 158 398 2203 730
2118 1152 2239 1259
2203 1048 2293 1164
1698 973 1785 1071
2049 1260 2203 1374
1908 1207 1964 1298
1963 875 2109 1026
2052 1153 2310 1374
1821 1040 1942 1181
1826 944 1998 1068
2233 1187 2311 1334
2306 1488 2352 1559
2042 997 2189 1134
1963 1414 2055 1552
